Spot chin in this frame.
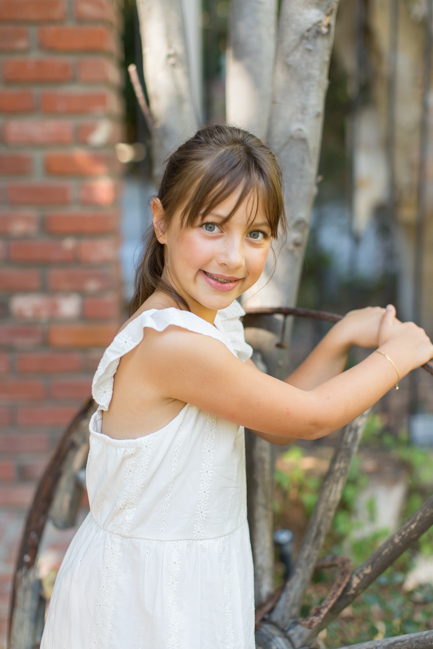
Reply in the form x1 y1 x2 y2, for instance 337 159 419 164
197 292 240 312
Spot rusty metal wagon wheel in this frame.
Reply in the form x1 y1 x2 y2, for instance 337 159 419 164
7 308 433 649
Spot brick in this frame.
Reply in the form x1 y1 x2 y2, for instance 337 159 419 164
45 150 117 176
79 237 117 263
0 433 49 453
48 268 114 292
0 90 33 113
17 352 82 373
16 406 77 426
0 211 38 236
0 380 44 401
0 269 40 291
0 354 10 373
4 119 73 146
41 90 112 115
7 182 70 205
75 0 116 22
50 377 91 399
83 295 118 319
78 120 122 146
0 154 32 175
0 407 10 426
77 57 120 84
49 323 117 347
39 26 113 52
0 460 16 481
45 210 118 234
0 0 65 21
79 179 117 204
0 27 30 51
3 59 72 83
0 241 6 262
11 294 81 320
0 325 42 347
0 299 8 321
9 239 76 263
19 458 47 481
0 484 36 508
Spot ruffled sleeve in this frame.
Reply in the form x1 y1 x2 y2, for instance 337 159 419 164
92 308 228 411
214 300 253 363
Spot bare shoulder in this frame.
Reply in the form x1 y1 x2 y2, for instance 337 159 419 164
133 324 236 378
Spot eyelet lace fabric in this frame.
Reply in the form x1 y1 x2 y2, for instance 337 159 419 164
40 302 255 649
193 414 217 539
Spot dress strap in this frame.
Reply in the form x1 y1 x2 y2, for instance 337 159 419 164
92 307 229 411
215 300 253 363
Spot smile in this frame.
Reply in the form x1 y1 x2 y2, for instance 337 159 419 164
202 270 241 284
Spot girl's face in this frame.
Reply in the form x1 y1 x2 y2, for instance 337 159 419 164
153 186 272 323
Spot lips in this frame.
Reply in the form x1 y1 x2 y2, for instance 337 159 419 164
200 269 243 292
202 270 241 284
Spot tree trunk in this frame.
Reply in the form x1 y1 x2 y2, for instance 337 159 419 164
246 0 339 336
136 0 198 183
226 0 278 140
245 428 275 606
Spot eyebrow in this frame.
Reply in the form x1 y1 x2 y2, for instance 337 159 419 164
206 212 271 228
250 221 271 228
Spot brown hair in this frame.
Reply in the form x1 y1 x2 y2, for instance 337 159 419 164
129 124 286 315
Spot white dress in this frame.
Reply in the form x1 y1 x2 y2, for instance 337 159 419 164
41 300 255 649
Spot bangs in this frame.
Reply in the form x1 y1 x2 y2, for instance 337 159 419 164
179 148 284 238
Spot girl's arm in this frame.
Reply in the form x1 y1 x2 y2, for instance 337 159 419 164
284 307 393 390
141 308 433 442
245 307 396 442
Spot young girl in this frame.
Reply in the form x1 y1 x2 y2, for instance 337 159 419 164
41 124 433 649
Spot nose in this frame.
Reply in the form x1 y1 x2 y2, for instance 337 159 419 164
217 234 245 270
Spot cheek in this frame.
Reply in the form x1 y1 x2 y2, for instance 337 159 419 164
247 246 270 279
172 230 214 269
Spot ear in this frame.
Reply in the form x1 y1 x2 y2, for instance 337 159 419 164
151 198 167 244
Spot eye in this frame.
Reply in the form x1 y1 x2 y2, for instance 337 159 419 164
247 230 267 241
202 222 220 233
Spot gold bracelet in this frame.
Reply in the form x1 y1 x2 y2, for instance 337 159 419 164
375 349 400 390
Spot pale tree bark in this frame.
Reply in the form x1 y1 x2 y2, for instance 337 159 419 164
246 0 339 343
226 0 278 140
136 0 198 183
180 0 203 125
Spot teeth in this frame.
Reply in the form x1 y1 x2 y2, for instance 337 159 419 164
204 271 234 284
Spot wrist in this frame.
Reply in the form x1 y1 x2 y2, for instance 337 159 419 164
376 340 412 378
375 350 400 389
328 319 353 354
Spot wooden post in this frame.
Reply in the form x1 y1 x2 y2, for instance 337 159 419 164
271 410 369 628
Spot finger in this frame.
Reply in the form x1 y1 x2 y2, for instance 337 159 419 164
383 304 395 325
378 304 396 341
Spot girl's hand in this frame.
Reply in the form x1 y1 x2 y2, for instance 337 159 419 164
336 306 394 349
378 305 433 372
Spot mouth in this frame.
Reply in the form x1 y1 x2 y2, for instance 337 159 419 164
202 270 241 284
200 269 243 292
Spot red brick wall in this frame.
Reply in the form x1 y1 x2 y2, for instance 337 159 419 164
0 0 124 508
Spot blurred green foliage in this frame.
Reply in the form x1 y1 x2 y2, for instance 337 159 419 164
273 412 433 645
